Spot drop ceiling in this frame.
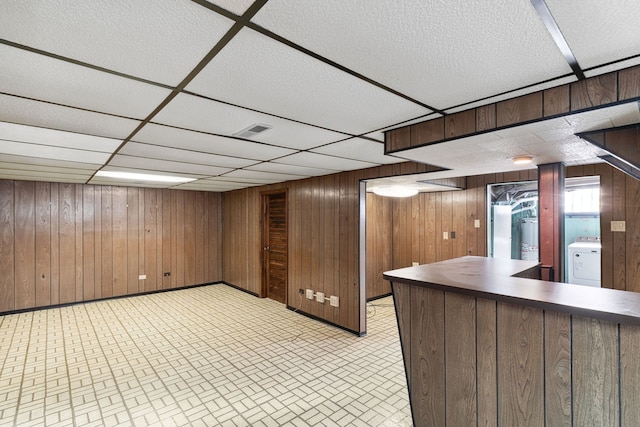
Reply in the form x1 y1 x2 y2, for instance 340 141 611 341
0 0 639 191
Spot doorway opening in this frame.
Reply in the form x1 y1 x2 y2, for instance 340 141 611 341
262 191 288 304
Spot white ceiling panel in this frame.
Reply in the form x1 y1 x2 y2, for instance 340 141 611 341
0 0 234 87
132 124 296 160
118 142 259 168
0 94 141 139
311 139 404 165
205 1 255 16
0 139 111 164
153 93 348 149
0 122 122 152
174 179 261 191
108 155 234 176
546 0 640 70
584 57 640 78
273 152 377 171
0 169 91 183
252 0 573 110
219 169 305 183
0 154 100 169
185 28 431 134
0 44 171 119
87 178 172 189
0 161 97 176
246 162 338 177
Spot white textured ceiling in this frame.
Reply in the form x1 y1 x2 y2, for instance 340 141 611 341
0 1 638 191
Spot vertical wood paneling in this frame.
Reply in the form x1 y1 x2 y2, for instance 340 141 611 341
620 324 640 424
82 186 95 301
50 183 60 304
35 182 51 307
194 191 205 285
126 187 139 295
112 187 127 296
144 189 157 292
101 186 113 297
612 170 626 290
544 311 572 426
162 189 171 289
391 282 412 379
74 184 83 301
183 191 195 288
411 286 445 427
0 180 15 311
497 302 544 426
15 181 36 309
93 186 101 299
444 293 477 425
572 316 619 427
59 183 75 303
625 175 640 293
476 298 497 427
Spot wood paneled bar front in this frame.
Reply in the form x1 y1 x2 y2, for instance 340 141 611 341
384 256 640 427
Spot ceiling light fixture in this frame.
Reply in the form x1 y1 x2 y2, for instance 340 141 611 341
372 186 419 198
513 155 534 165
95 171 196 183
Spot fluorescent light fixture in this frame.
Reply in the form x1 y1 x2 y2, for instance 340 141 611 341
513 155 534 165
96 171 196 183
372 186 419 198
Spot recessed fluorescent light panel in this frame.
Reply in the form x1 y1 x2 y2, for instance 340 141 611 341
95 170 196 183
233 123 272 139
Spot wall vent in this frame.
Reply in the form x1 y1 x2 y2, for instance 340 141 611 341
233 123 272 139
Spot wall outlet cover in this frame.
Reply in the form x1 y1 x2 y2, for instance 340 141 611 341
330 296 339 307
316 292 325 303
412 262 419 267
138 274 146 280
611 221 626 232
306 289 314 299
474 219 481 228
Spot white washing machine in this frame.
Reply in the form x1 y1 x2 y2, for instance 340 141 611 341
567 237 601 287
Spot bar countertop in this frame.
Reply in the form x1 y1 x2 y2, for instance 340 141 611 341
383 256 640 326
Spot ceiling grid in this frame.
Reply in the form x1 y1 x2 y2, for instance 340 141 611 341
0 0 638 191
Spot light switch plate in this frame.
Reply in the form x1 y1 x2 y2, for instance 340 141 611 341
611 221 626 232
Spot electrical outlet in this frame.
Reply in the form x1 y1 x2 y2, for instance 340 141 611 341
316 292 325 303
330 296 339 307
450 231 456 239
163 272 171 277
474 219 481 228
298 288 304 295
138 274 146 280
412 262 419 267
306 289 314 299
443 231 449 240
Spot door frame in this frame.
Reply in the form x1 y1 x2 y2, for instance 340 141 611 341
261 189 288 301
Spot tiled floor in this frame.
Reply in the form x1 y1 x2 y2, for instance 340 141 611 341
0 285 411 426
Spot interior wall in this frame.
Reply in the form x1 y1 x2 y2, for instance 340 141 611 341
222 161 441 334
367 163 640 298
0 180 222 313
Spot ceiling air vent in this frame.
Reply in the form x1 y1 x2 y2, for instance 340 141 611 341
233 123 272 139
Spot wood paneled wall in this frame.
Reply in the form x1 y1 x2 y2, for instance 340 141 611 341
368 163 640 299
222 161 440 334
392 281 640 426
0 180 222 313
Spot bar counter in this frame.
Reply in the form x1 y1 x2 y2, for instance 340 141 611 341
384 256 640 427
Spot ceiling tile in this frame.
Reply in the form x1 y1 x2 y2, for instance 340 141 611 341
0 139 111 164
0 0 234 86
174 179 260 191
311 138 404 165
133 124 296 160
0 44 171 118
0 154 100 170
546 0 640 70
117 142 260 168
108 155 234 176
185 28 431 134
0 169 91 183
0 121 122 152
0 94 141 139
204 0 255 16
252 0 572 110
246 162 338 177
219 169 305 183
153 93 347 149
273 152 377 171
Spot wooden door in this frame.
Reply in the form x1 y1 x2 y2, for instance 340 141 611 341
262 192 287 303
